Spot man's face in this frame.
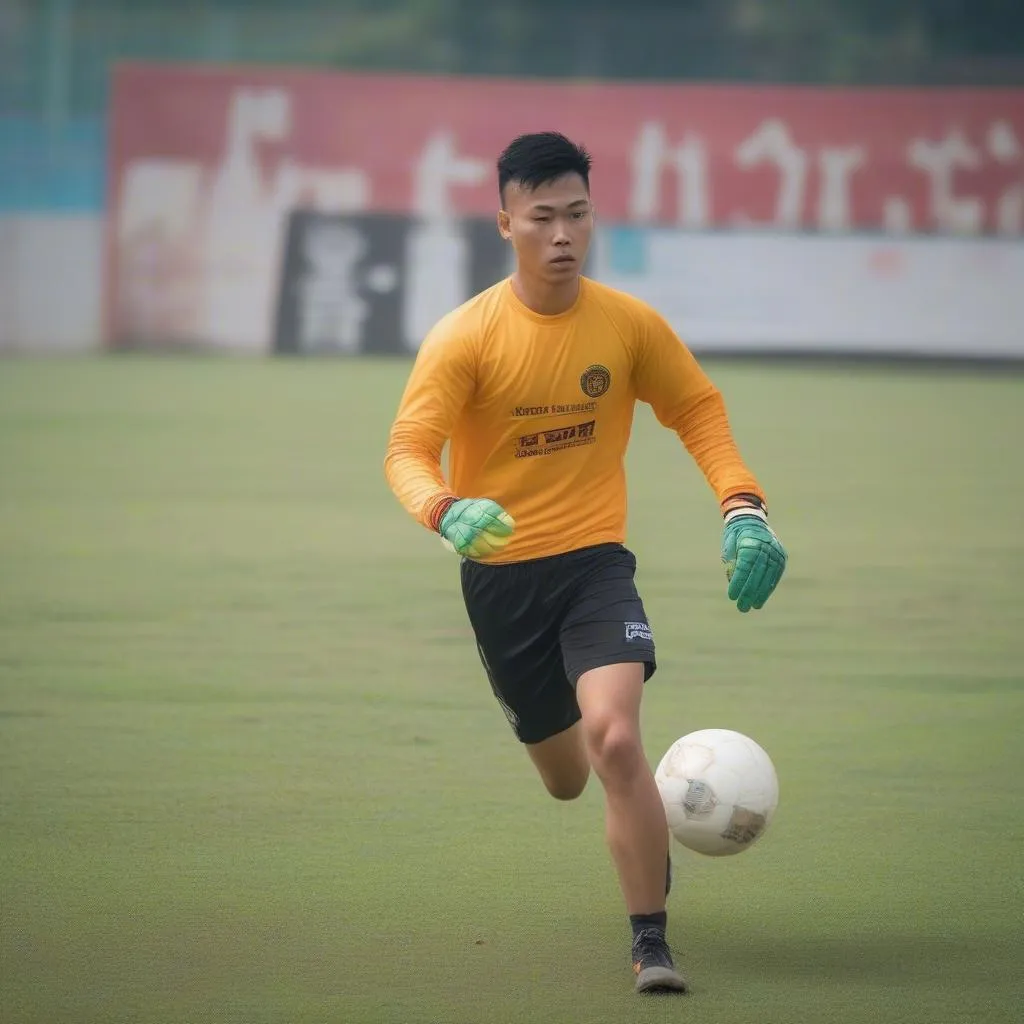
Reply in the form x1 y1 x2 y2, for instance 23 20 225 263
498 173 593 283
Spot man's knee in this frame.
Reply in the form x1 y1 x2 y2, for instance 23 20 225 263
584 717 643 780
576 662 646 781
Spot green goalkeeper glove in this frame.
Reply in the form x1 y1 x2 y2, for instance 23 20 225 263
721 503 787 613
437 498 515 559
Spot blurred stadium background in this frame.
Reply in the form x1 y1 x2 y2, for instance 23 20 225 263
1 0 1022 356
1 4 1023 1024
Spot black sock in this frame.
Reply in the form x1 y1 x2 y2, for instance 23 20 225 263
630 911 667 942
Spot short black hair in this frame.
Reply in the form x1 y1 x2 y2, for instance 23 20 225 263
497 132 592 205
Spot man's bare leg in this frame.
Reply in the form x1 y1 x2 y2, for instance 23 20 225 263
524 721 590 800
575 662 687 994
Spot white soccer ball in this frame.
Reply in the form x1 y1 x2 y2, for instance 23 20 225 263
654 728 780 857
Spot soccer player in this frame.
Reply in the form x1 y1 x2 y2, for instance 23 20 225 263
384 132 787 994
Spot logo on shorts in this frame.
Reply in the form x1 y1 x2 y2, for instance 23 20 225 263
580 364 611 398
625 621 652 642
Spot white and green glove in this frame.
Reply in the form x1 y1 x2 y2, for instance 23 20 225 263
721 498 787 613
436 498 515 559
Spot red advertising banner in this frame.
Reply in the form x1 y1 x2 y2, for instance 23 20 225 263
105 62 1024 350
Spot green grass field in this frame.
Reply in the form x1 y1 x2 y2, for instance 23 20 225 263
1 356 1022 1024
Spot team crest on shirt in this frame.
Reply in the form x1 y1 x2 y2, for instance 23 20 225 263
580 364 611 398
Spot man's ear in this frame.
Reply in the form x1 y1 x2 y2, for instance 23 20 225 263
496 209 512 241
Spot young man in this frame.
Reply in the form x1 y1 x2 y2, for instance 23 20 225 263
383 132 787 995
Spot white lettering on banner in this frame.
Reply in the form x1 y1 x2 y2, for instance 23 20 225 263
734 119 810 229
632 119 872 232
629 123 662 223
201 89 372 348
629 122 710 228
413 132 488 218
988 121 1024 235
212 89 370 211
632 119 868 232
202 89 293 349
674 134 710 229
624 116 1022 235
816 145 867 232
633 118 868 232
882 196 913 234
638 117 872 232
907 128 984 235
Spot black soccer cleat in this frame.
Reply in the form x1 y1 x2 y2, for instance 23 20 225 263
631 928 689 994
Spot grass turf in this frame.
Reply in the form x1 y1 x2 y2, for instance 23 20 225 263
1 356 1021 1023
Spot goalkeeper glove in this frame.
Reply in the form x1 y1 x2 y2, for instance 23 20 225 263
436 497 515 559
721 497 787 613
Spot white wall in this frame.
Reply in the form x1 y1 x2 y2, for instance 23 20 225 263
592 230 1024 359
0 216 104 353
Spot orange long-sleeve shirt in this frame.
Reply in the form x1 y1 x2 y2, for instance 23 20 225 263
384 276 765 563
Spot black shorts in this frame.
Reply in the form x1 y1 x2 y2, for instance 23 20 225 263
460 542 657 745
